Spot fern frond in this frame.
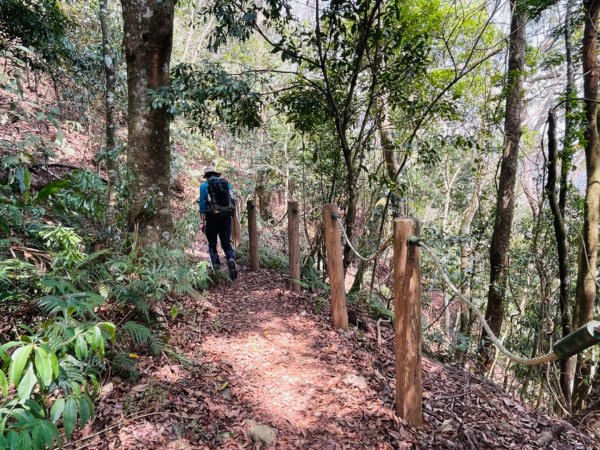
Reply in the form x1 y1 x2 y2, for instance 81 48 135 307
38 291 104 317
122 321 166 357
111 352 139 380
122 321 153 346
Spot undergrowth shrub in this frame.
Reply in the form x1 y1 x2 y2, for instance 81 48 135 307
237 237 289 271
0 72 210 449
0 47 212 447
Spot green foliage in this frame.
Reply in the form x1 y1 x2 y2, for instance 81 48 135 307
151 62 262 133
0 47 210 445
0 320 115 447
236 238 288 272
0 0 73 69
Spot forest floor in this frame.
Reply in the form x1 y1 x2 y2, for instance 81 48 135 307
72 255 599 449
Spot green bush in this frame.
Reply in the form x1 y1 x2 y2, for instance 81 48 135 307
236 238 289 272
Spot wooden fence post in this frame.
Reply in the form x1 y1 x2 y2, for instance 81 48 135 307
288 201 301 292
393 218 422 427
247 200 259 271
323 203 348 330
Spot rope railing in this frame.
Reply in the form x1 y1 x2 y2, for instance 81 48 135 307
262 210 288 229
413 236 557 366
333 215 393 262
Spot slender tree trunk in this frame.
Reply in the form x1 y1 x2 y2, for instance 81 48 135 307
573 0 600 413
284 124 291 205
255 169 273 222
521 157 540 218
561 0 575 216
547 110 574 412
380 103 406 218
121 0 174 242
559 0 577 411
100 0 118 225
342 144 358 270
478 0 526 374
458 160 484 363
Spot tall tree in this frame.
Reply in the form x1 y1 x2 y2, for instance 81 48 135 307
573 0 600 412
99 0 118 224
557 0 576 412
121 0 174 241
478 0 527 373
546 109 574 411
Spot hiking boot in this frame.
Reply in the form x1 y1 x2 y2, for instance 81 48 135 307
227 259 238 280
212 262 221 272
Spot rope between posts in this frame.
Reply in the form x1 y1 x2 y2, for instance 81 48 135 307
416 239 557 366
334 216 392 262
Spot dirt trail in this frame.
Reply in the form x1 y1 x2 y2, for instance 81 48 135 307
82 265 597 449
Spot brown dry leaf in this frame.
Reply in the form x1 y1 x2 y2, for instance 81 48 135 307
131 383 149 393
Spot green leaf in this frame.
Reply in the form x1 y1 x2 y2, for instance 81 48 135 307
19 429 32 449
23 399 45 418
50 398 65 424
7 430 19 450
0 371 7 397
32 421 44 448
63 397 78 438
100 322 116 341
17 364 37 401
0 341 23 363
79 395 92 426
34 346 53 387
9 344 33 386
50 351 59 377
75 335 88 360
36 179 71 202
40 420 61 447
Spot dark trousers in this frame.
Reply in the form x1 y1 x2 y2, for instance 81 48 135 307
205 214 235 266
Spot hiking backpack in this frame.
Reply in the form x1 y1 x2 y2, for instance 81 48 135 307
206 177 235 216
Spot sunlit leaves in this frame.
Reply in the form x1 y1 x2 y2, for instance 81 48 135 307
8 344 33 386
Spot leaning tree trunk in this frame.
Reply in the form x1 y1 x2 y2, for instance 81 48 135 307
121 0 174 242
100 0 118 225
573 0 600 413
478 0 526 374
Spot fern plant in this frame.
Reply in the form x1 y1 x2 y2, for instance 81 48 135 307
122 321 165 357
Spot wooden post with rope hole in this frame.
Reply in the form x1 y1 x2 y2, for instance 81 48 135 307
247 200 259 271
393 218 423 427
322 203 348 330
288 201 301 292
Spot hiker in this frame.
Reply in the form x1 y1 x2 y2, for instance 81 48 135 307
198 167 238 280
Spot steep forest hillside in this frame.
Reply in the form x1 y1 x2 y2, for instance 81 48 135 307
1 0 600 448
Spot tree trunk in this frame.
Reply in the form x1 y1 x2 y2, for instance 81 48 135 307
121 0 174 242
255 169 273 222
100 0 118 225
478 0 526 374
458 159 484 363
547 110 574 412
561 0 575 215
380 103 406 218
573 0 600 413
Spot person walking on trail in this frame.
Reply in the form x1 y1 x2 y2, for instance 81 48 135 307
198 167 238 280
